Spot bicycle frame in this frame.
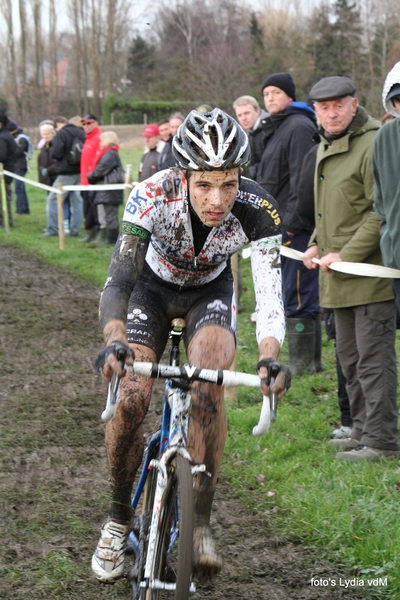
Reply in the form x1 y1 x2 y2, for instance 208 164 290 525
129 323 201 595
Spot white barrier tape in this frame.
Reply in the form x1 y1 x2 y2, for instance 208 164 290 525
3 169 55 193
62 183 130 191
1 169 137 193
280 245 400 279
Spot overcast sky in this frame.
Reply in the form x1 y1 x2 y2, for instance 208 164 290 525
7 0 319 36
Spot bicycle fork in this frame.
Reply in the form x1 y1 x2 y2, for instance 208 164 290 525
141 447 203 593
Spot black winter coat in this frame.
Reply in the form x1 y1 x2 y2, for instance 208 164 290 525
87 148 124 206
157 137 176 171
0 127 16 183
247 109 270 180
15 131 29 171
38 143 58 187
256 103 317 233
50 124 85 175
296 144 318 233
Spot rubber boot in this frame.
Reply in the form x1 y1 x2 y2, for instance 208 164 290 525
79 225 99 242
91 227 109 245
286 317 317 375
107 227 119 245
314 314 324 373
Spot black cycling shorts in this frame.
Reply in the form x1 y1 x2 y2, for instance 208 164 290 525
125 263 236 360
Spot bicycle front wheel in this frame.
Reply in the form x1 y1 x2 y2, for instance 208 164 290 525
131 456 158 600
149 454 194 600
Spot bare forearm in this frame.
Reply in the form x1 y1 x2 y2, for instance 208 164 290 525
258 336 281 361
103 319 128 345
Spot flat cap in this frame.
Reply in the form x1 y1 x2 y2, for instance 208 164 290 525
309 76 356 102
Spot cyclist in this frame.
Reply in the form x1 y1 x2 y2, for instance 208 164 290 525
92 108 291 583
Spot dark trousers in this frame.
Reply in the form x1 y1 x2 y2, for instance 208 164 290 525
281 230 320 318
15 169 30 214
392 279 400 328
334 301 398 450
82 190 99 230
336 349 352 427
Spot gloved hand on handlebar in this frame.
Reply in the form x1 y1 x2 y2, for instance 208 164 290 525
94 340 135 382
256 357 291 399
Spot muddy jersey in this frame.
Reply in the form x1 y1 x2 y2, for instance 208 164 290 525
101 168 285 345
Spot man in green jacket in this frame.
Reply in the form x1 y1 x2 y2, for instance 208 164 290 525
303 76 399 461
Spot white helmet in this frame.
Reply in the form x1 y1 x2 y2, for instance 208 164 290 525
172 108 250 170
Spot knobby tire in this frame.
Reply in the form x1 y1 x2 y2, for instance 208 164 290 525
148 454 194 600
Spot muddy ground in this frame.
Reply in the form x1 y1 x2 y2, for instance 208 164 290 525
0 243 374 599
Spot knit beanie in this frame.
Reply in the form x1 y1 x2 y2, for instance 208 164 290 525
261 73 296 101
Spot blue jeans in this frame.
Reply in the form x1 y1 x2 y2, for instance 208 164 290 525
45 174 83 236
15 169 30 214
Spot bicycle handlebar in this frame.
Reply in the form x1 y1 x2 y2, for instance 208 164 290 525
101 362 274 435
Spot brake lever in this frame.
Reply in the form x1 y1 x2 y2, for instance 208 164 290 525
269 363 280 422
101 358 124 422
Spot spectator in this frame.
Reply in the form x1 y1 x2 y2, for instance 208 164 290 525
233 95 269 180
0 111 16 228
43 115 85 237
37 119 54 150
87 131 124 245
304 75 398 461
60 118 84 226
257 72 321 374
68 115 84 129
138 123 160 182
38 123 57 188
80 113 102 242
156 118 170 155
373 61 400 327
157 112 185 171
296 143 352 438
8 122 31 215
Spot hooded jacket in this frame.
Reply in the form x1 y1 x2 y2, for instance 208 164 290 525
382 61 400 117
256 101 317 233
373 62 400 270
14 129 29 171
312 106 393 308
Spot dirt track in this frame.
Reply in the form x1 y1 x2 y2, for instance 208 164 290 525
0 243 372 599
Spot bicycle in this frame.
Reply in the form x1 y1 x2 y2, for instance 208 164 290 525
100 318 279 599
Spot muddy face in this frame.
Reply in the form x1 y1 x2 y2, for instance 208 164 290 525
182 169 240 228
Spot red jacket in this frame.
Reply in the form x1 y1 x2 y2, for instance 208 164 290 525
80 126 101 185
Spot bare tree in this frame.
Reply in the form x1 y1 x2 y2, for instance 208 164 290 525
48 0 58 113
18 0 28 91
0 0 18 114
30 0 44 87
67 0 90 113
